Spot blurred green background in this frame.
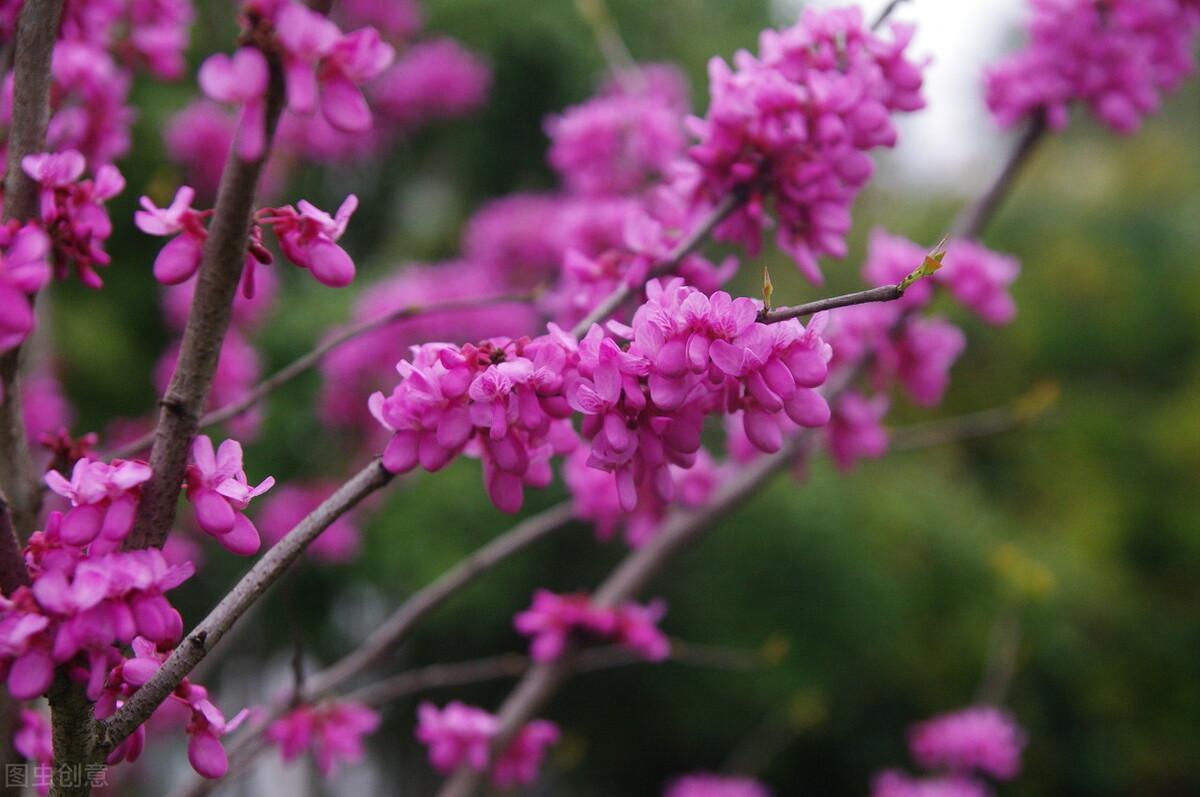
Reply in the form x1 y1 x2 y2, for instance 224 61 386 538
40 0 1200 794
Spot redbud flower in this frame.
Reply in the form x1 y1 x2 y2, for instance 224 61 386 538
514 590 671 663
267 700 380 777
371 38 490 128
22 150 124 287
827 391 889 471
0 223 51 353
415 701 559 787
184 436 274 555
14 709 53 785
986 0 1200 133
939 240 1020 326
256 484 361 563
198 47 270 160
665 774 773 797
136 185 210 284
908 706 1026 781
259 195 359 286
43 457 152 550
870 771 990 797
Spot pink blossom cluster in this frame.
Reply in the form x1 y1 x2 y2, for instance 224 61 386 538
0 222 51 355
986 0 1200 134
415 700 559 788
13 709 52 790
55 0 195 81
0 511 192 702
43 457 152 552
514 589 671 663
267 700 380 777
198 1 394 161
816 228 1022 470
686 7 925 282
565 446 720 547
908 706 1027 780
183 436 274 555
664 774 773 797
320 260 538 430
371 38 490 128
20 150 124 288
257 483 361 563
546 63 689 196
871 705 1026 797
97 636 250 779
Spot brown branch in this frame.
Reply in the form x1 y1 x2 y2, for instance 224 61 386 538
0 0 65 541
96 460 394 755
951 115 1046 240
0 497 30 595
759 283 905 324
107 292 535 461
569 190 747 339
127 51 288 551
301 501 575 701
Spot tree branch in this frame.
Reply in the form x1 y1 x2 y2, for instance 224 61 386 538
96 460 393 755
0 497 30 595
951 115 1046 240
759 283 905 324
107 292 535 461
0 0 65 541
127 51 288 551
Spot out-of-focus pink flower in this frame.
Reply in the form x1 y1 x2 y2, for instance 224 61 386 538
870 770 991 797
267 700 380 777
985 0 1200 133
14 709 52 793
664 773 773 797
337 0 421 40
371 38 490 127
939 240 1020 326
184 435 274 555
908 706 1026 781
162 263 279 332
199 47 270 160
0 223 52 353
827 391 889 471
415 701 558 787
256 484 361 563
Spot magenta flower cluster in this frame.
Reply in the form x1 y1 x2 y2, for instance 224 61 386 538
665 774 773 797
986 0 1200 133
267 700 381 777
416 700 560 788
514 589 671 663
872 705 1026 797
687 7 925 282
184 436 275 556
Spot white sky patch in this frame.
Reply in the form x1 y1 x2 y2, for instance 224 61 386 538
769 0 1028 194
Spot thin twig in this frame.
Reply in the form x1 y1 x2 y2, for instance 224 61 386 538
889 407 1031 452
96 461 394 755
0 0 64 542
759 283 904 324
127 44 289 551
107 292 535 460
0 497 30 595
569 190 746 339
975 608 1021 706
871 0 910 31
575 0 644 93
951 115 1046 240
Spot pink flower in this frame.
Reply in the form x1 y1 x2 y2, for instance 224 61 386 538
371 38 490 127
267 701 380 777
985 0 1200 133
135 186 210 284
275 3 394 132
256 484 361 563
0 223 52 353
21 150 124 288
184 436 274 555
44 457 152 550
198 47 270 160
416 700 499 774
827 391 889 471
514 590 670 663
415 701 559 787
686 9 925 282
908 706 1026 781
491 720 560 788
259 195 359 286
871 770 991 797
939 240 1020 326
14 708 53 793
664 774 773 797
